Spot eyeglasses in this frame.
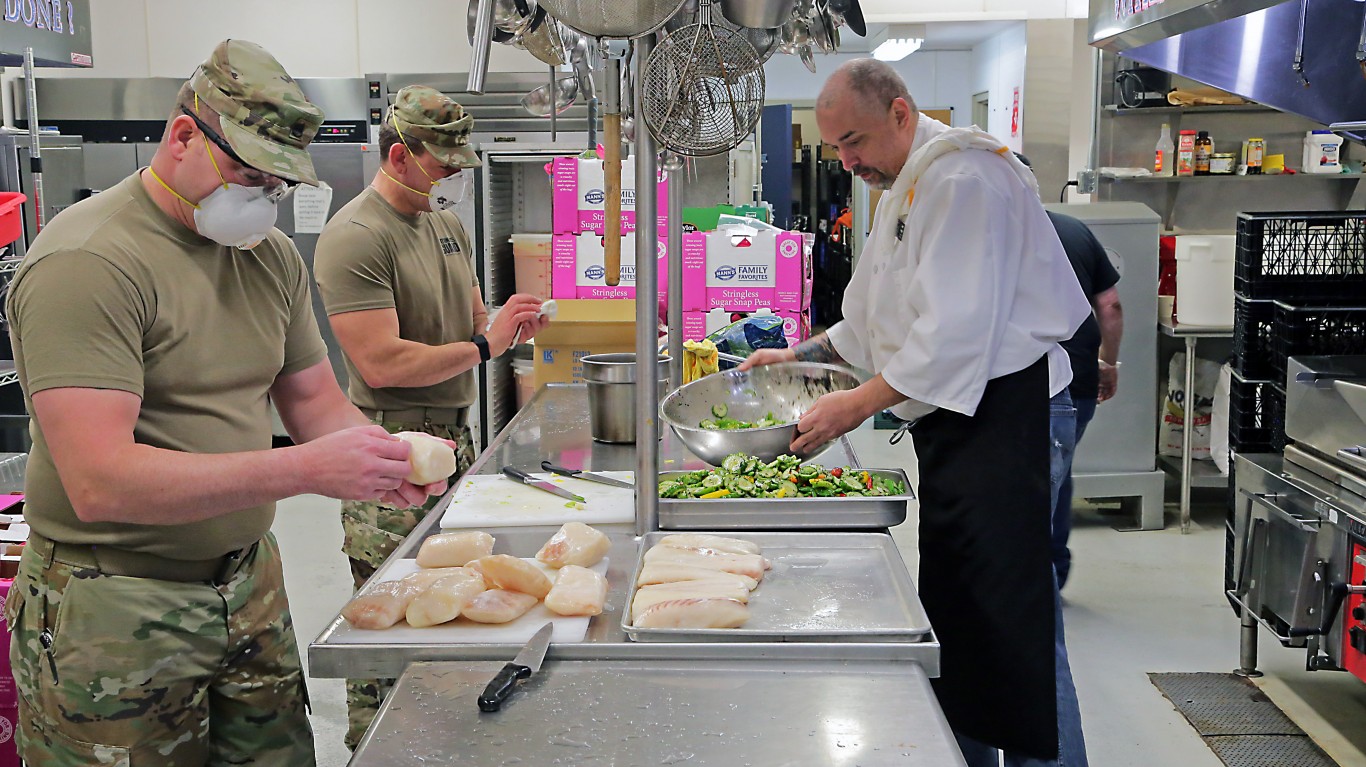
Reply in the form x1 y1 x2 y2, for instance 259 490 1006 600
181 107 296 202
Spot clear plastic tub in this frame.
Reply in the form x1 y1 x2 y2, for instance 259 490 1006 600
510 234 553 298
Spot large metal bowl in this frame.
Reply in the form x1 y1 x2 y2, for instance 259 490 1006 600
660 362 863 465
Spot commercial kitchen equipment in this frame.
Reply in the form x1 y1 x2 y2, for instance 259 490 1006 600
1044 202 1165 530
315 383 956 764
1229 355 1366 685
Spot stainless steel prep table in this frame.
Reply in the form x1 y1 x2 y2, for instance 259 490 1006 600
349 659 967 767
309 384 937 677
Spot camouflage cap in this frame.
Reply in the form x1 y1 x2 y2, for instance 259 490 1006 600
389 85 481 169
189 39 324 186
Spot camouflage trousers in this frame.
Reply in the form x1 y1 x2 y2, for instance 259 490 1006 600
340 417 475 750
4 532 314 766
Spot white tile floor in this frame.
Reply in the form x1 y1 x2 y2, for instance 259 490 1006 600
275 423 1366 767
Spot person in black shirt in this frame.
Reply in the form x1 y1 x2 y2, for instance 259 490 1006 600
1048 211 1123 588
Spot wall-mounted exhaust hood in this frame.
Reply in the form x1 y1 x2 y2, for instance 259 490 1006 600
1090 0 1366 139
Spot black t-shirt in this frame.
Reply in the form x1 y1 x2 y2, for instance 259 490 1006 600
1049 211 1120 401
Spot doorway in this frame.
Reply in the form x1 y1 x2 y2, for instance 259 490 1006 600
972 91 989 130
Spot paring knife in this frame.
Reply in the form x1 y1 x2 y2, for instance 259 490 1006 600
478 622 553 712
541 460 634 489
501 466 586 503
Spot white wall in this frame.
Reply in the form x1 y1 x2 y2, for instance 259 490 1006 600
972 22 1027 152
860 0 1088 21
763 50 974 126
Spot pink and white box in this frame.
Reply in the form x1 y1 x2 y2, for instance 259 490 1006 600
680 307 810 350
551 232 668 301
680 230 806 312
551 157 669 235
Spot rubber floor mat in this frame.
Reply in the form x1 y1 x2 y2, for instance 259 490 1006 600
1149 672 1338 767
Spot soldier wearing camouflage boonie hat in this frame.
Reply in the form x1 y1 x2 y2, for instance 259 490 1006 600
388 85 481 169
189 38 326 185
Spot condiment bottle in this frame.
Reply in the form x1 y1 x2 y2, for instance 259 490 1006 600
1193 131 1213 175
1154 123 1174 177
1176 130 1197 176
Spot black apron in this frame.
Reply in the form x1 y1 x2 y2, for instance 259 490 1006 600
911 356 1058 759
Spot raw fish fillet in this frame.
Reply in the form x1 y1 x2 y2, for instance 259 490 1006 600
405 571 488 628
658 534 761 556
461 589 539 624
466 555 552 598
536 522 611 568
544 565 609 617
642 545 769 581
634 598 750 629
415 531 495 568
635 563 758 591
341 568 472 630
631 580 751 621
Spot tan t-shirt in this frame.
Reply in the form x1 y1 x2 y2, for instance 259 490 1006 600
314 186 479 411
6 172 328 560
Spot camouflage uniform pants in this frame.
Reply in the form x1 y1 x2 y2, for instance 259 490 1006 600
4 532 313 766
340 418 475 750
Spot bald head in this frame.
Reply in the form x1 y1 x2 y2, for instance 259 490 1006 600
818 59 916 117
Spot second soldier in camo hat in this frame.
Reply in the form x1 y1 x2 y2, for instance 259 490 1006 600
3 39 453 766
314 84 549 749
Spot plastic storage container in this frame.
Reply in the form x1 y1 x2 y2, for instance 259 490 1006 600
1235 211 1366 300
512 358 535 410
510 234 553 298
1174 234 1236 326
0 193 27 248
1302 130 1344 174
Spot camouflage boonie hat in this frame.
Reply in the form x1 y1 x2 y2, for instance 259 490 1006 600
389 85 481 169
189 39 324 185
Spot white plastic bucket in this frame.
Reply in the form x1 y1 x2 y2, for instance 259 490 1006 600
1303 131 1344 174
510 234 553 297
1174 235 1236 327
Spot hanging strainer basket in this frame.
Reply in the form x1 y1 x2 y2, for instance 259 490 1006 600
642 2 765 157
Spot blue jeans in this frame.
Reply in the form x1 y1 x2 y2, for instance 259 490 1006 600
956 390 1088 767
1051 394 1096 589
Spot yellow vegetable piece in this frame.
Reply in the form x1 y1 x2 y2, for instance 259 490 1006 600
699 489 731 499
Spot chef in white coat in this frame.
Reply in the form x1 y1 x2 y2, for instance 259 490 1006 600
743 59 1092 766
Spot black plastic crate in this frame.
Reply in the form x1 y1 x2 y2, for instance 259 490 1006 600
1235 211 1366 301
1232 295 1277 379
1271 302 1366 379
1229 372 1285 452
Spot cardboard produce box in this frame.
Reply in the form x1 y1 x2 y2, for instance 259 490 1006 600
551 232 670 302
681 230 808 312
551 157 669 235
533 300 638 386
681 307 810 350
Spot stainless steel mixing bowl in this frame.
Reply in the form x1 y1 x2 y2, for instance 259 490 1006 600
660 362 863 465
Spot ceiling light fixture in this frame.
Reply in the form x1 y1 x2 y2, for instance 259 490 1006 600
871 24 926 61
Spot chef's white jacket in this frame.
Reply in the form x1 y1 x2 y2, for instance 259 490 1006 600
826 116 1091 421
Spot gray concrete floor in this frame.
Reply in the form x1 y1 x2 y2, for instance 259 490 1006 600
275 423 1366 766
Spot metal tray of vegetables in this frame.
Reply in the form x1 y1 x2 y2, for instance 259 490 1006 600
656 453 914 531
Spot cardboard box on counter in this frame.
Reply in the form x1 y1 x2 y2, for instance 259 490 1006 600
551 232 671 302
681 230 808 312
681 307 810 350
551 157 669 236
533 300 637 386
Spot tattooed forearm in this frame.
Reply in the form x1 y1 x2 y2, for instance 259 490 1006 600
792 334 845 364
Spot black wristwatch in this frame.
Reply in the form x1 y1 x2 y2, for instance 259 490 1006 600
472 334 491 362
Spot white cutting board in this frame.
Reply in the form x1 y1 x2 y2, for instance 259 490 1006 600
332 557 610 645
440 472 635 529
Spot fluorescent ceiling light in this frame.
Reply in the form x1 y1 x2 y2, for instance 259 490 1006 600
871 24 926 61
873 38 923 60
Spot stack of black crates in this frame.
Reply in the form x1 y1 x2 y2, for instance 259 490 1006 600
1225 210 1366 597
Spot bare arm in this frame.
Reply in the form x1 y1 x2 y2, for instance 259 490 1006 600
328 292 546 390
32 386 418 525
270 358 370 442
790 374 908 454
792 333 847 365
1094 285 1123 402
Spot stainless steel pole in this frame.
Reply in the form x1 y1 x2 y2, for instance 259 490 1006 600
24 48 44 232
467 0 495 94
549 66 557 142
633 36 659 536
665 153 684 392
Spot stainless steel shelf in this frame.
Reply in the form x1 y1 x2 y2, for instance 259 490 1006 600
1104 172 1366 183
0 257 19 276
1103 104 1275 115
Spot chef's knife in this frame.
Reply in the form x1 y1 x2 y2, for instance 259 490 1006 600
501 465 586 503
540 460 634 489
478 622 553 712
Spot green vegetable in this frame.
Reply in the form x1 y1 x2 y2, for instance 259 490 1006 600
698 410 785 431
711 403 729 419
657 452 906 500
